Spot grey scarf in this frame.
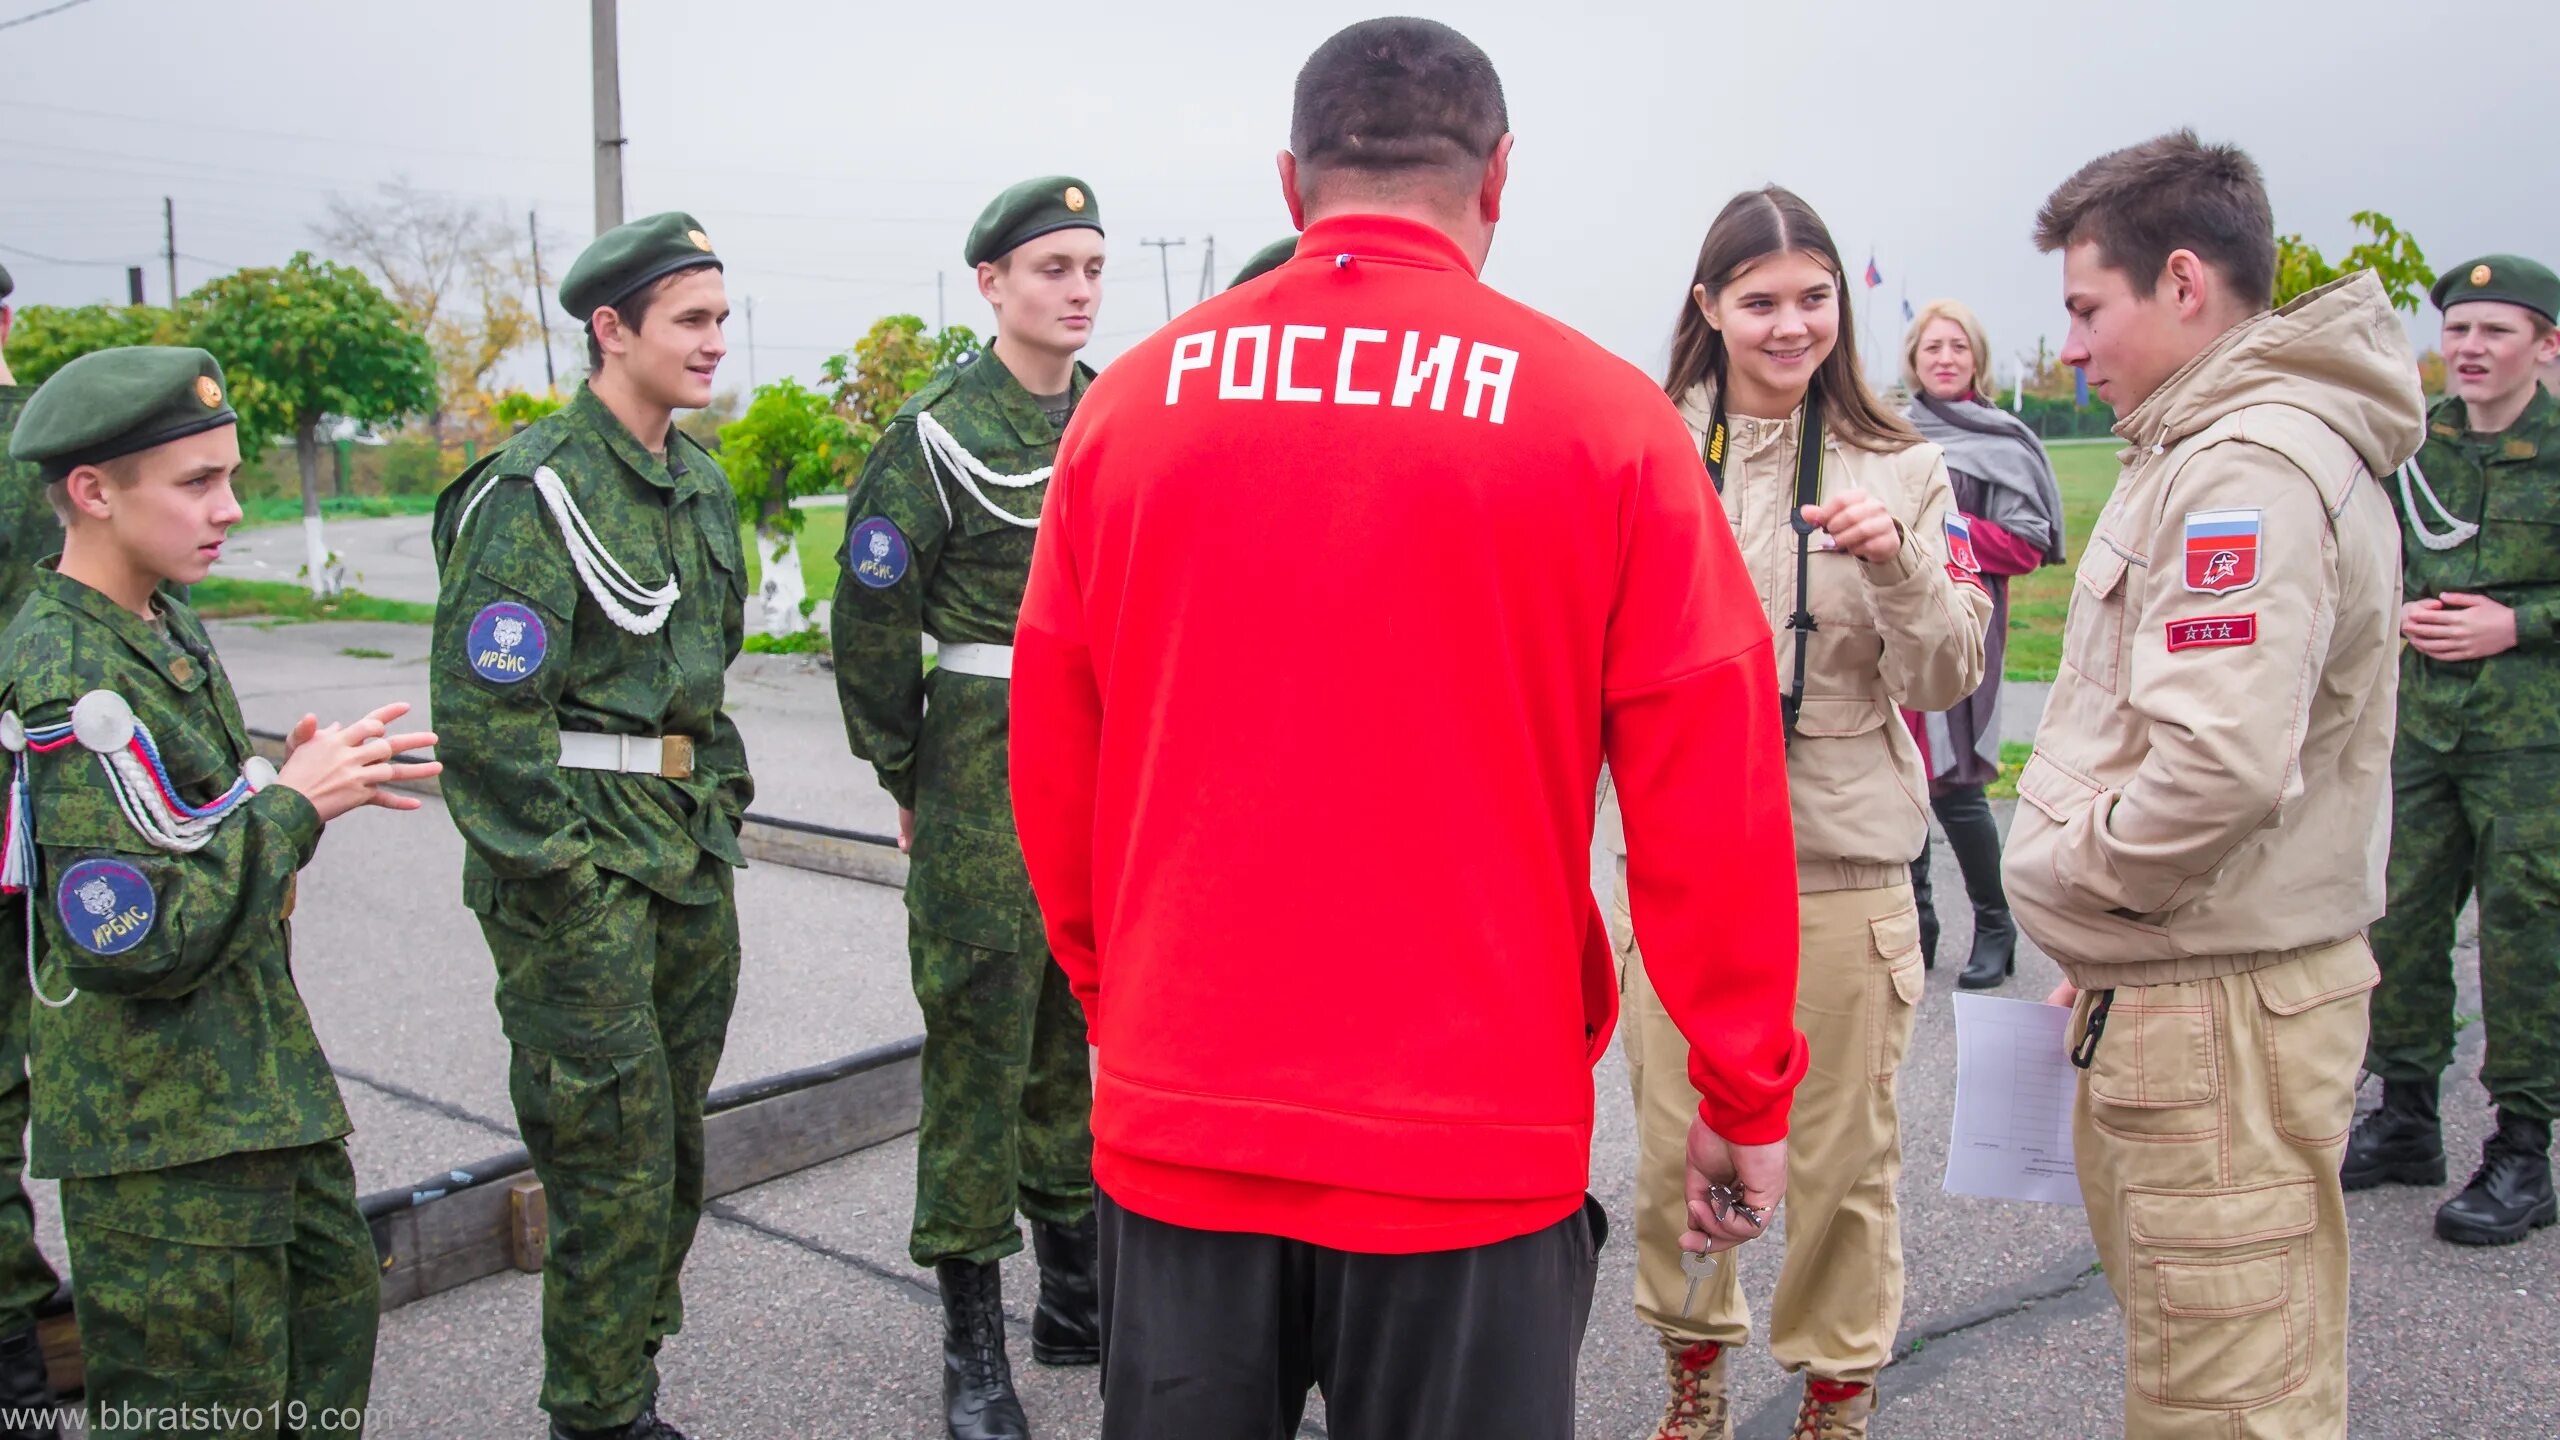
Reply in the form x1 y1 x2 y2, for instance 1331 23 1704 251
1907 393 2066 564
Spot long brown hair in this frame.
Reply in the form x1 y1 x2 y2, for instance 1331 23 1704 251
1663 186 1920 453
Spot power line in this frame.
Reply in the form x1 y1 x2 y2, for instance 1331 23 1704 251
0 239 129 267
0 0 97 33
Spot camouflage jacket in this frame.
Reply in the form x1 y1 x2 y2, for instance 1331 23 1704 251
832 350 1088 945
2394 388 2560 752
431 383 753 914
0 569 349 1179
0 386 65 629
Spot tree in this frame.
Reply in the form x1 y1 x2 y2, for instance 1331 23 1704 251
822 314 981 463
187 253 435 596
488 388 565 433
7 304 183 387
315 180 540 442
2275 210 2433 313
718 379 859 636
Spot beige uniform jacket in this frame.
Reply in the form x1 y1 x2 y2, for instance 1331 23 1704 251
2003 273 2424 989
1603 390 1990 893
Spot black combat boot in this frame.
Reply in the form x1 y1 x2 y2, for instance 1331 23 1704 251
0 1324 56 1440
2340 1077 2444 1191
936 1259 1030 1440
1029 1213 1101 1366
549 1408 688 1440
2435 1110 2557 1247
1909 841 1939 971
548 1403 690 1440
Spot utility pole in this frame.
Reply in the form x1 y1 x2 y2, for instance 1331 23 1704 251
528 210 558 390
1196 234 1217 303
590 0 625 233
744 295 757 388
1141 237 1186 322
161 196 176 304
936 271 945 333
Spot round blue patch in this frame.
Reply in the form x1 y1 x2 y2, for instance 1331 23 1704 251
849 517 910 590
466 602 548 685
56 858 155 956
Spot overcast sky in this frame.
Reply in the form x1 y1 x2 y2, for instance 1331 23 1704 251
6 0 2554 400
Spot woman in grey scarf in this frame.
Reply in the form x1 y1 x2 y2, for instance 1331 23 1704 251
1899 300 2066 989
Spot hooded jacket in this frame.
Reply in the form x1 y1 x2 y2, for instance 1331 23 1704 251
2002 272 2424 987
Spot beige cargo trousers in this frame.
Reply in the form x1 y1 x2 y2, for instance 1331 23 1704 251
2066 937 2374 1438
1615 862 1926 1385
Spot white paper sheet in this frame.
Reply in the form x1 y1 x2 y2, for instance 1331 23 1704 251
1943 992 2084 1206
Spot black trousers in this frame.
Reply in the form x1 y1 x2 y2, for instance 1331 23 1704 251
1096 1190 1604 1440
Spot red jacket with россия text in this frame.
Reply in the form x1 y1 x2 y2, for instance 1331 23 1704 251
1009 213 1807 1254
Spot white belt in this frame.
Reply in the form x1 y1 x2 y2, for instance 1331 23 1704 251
557 731 695 778
935 643 1014 679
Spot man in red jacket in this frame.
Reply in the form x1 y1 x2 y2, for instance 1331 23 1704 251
1009 19 1807 1438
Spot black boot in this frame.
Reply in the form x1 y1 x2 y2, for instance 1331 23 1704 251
2435 1110 2557 1247
1936 785 2015 990
2340 1077 2444 1191
0 1325 56 1440
1910 840 1940 971
1029 1213 1101 1366
936 1259 1029 1440
1959 906 2017 989
549 1403 690 1440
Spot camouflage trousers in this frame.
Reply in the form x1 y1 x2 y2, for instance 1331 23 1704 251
475 866 741 1433
908 916 1093 1266
2368 743 2560 1120
0 995 60 1335
60 1141 376 1438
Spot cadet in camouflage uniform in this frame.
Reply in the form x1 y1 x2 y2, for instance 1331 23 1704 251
432 214 750 1440
2351 255 2560 1247
2 347 441 1437
0 264 66 1437
1228 237 1297 289
832 178 1102 1440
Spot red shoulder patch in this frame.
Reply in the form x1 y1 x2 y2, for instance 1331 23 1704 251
2165 614 2256 652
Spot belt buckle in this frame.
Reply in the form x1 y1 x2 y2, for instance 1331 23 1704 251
657 735 694 779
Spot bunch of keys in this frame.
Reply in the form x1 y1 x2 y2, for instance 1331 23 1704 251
1681 1182 1768 1317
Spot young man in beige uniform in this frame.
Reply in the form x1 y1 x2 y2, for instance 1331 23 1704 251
2007 131 2422 1438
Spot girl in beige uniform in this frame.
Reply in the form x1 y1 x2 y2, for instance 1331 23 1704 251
1613 187 1991 1440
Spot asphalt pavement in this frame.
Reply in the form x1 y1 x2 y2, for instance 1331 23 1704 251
19 609 2546 1438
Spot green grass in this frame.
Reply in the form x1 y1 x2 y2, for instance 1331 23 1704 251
235 494 441 530
2003 443 2119 683
337 646 393 660
189 577 435 625
740 510 847 610
1986 740 2035 800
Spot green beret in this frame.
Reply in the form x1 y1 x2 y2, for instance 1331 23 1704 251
1230 238 1298 289
9 347 236 479
0 262 12 303
2431 254 2558 324
560 211 723 324
965 177 1102 268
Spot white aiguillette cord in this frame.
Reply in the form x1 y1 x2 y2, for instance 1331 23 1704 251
2397 457 2480 552
915 411 1047 530
457 466 681 634
0 692 276 1009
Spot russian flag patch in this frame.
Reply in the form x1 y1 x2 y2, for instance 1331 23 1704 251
1944 513 1980 573
2182 509 2260 595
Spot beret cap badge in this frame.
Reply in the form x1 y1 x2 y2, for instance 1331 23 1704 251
2471 264 2493 287
1064 186 1087 214
687 229 713 252
195 376 223 408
